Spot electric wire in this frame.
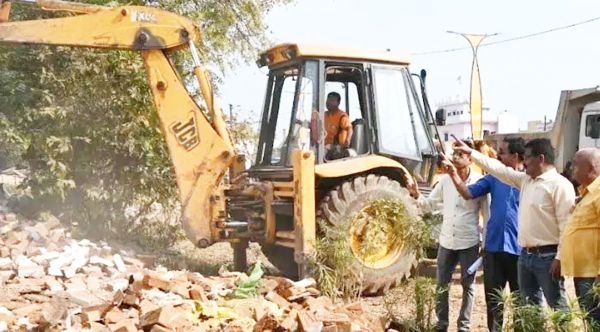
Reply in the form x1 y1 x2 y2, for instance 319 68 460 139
412 15 600 56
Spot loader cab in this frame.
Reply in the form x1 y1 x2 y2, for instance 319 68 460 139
253 44 438 183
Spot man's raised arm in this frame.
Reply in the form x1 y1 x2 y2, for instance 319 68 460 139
453 138 528 189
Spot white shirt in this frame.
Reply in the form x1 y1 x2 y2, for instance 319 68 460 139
419 172 489 250
470 151 576 257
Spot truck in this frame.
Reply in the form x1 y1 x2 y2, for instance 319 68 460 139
485 87 600 174
0 0 442 293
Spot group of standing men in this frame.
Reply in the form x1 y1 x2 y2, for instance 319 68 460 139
407 137 600 332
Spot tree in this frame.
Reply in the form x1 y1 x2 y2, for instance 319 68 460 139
0 0 289 246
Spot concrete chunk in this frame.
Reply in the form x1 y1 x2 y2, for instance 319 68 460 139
0 257 12 270
16 256 44 278
113 254 126 273
89 256 114 268
109 278 129 292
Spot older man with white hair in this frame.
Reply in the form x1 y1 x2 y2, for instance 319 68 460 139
560 148 600 325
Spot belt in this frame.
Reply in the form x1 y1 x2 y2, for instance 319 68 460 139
522 245 558 255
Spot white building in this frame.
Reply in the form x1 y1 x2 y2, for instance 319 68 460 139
523 119 554 133
434 100 519 141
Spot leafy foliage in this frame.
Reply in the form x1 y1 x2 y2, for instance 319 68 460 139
362 199 433 260
384 277 440 332
0 0 288 247
227 110 259 162
308 228 362 301
496 290 596 332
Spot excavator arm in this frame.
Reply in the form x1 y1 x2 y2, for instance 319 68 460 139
0 0 235 247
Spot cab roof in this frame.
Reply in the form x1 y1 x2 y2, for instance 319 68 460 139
257 43 411 68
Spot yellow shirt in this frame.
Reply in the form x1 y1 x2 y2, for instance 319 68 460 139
560 176 600 277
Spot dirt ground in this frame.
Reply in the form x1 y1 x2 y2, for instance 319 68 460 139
165 241 578 332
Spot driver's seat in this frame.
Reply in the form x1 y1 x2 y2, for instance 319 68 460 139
350 118 368 154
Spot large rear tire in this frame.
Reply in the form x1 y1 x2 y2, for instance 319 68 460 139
319 174 419 294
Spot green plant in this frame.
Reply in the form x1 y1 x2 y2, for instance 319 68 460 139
421 211 442 259
307 227 362 301
498 290 594 332
414 277 438 331
351 199 433 263
383 277 440 332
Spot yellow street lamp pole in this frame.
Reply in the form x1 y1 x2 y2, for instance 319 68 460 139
447 31 496 140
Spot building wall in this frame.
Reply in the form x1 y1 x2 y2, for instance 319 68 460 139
525 120 554 133
438 122 499 141
434 100 519 141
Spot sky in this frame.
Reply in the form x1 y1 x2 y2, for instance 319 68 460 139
219 0 600 129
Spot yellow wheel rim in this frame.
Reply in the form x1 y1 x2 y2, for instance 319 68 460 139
349 204 404 269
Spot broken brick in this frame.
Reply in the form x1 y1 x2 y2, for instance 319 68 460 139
298 310 324 332
138 299 159 317
189 285 208 302
108 319 137 332
143 272 171 291
81 310 103 325
169 283 189 299
104 307 127 324
139 305 183 329
280 309 299 331
123 293 139 306
265 290 291 309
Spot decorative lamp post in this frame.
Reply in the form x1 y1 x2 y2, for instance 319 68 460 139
447 31 496 140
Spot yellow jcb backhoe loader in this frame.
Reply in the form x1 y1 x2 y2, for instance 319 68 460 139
0 0 442 293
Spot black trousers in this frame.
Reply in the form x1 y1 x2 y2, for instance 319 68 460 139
483 251 519 332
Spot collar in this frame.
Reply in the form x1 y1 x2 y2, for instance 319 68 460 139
462 168 478 184
581 175 600 197
536 167 558 180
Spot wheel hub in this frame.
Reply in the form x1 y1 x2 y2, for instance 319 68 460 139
349 204 404 269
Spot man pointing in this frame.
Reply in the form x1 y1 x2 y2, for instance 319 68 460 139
452 137 575 310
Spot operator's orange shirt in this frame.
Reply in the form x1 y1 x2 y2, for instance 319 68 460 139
324 109 351 145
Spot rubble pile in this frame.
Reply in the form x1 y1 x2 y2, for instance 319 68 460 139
0 212 385 331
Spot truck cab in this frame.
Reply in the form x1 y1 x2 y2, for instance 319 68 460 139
485 87 600 174
579 102 600 149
